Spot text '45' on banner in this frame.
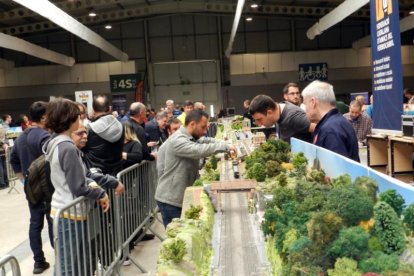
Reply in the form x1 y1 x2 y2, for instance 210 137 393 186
370 0 403 130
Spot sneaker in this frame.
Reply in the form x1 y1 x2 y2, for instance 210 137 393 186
33 261 50 274
122 257 131 266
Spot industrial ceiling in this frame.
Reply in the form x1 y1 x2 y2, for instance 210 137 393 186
0 0 413 66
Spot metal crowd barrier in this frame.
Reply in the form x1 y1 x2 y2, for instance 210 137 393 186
53 160 161 276
5 146 19 194
0 255 21 276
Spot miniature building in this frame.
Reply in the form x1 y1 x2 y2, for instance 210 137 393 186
252 132 266 145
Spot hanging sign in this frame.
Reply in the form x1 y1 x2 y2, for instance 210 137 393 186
370 0 403 130
110 73 143 92
298 63 328 82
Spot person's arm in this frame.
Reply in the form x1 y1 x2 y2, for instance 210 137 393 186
10 144 23 180
319 132 350 158
124 142 143 164
363 118 373 145
136 127 154 161
172 136 229 159
58 142 105 200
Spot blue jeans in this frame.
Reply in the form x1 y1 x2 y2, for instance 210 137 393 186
157 201 182 228
55 218 91 276
28 201 53 263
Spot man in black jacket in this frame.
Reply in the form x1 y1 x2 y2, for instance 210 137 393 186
82 94 124 176
145 111 168 145
126 102 156 161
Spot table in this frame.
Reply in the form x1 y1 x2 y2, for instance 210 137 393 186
367 134 414 179
367 135 388 167
388 136 414 177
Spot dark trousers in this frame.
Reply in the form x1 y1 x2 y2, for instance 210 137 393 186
29 201 54 263
157 201 182 228
0 155 8 187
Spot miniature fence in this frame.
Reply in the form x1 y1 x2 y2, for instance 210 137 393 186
53 160 160 276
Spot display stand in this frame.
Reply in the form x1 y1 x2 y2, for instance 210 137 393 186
367 134 388 167
388 136 414 178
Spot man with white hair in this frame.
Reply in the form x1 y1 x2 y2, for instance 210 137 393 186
302 80 359 162
165 99 174 119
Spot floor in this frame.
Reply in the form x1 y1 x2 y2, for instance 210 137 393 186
0 182 165 276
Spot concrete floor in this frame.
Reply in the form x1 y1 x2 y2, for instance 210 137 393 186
0 182 164 275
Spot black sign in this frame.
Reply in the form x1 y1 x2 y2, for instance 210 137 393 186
110 73 143 92
298 63 328 82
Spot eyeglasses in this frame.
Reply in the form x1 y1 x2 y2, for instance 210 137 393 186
287 92 300 96
74 130 88 136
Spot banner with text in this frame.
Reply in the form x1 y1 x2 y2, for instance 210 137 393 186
370 0 403 130
110 73 143 92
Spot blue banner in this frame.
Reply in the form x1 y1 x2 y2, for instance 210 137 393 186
370 0 403 130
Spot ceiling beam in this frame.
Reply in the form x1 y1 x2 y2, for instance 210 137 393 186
0 0 129 22
353 15 414 49
13 0 129 62
306 0 369 40
1 1 373 36
225 0 245 58
0 32 75 66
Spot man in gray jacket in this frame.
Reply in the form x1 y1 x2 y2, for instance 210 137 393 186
155 110 235 227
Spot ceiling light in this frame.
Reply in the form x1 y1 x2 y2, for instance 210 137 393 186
250 2 258 8
410 6 414 15
105 24 112 29
88 9 97 17
246 17 253 22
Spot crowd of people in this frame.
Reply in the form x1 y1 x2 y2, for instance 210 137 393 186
0 80 390 274
3 94 232 274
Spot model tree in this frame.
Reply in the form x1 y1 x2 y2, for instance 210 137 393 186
373 201 406 255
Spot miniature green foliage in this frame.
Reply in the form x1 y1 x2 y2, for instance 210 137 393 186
307 169 326 184
331 174 352 188
159 238 187 263
327 258 361 276
325 186 374 226
329 226 369 260
402 203 414 231
354 176 379 203
307 211 343 247
368 236 384 253
184 205 203 220
379 189 406 217
266 160 283 177
209 155 219 170
373 201 406 255
359 251 400 273
291 152 308 168
193 179 203 187
247 163 266 182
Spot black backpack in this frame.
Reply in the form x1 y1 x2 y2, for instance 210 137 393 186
24 154 54 205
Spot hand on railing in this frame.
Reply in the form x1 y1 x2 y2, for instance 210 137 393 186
98 194 110 212
115 182 125 196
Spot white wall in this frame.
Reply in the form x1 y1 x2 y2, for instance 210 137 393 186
229 46 414 86
0 60 135 87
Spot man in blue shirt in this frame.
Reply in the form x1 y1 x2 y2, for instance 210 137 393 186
302 80 360 162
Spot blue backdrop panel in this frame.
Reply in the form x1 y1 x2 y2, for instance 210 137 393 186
370 0 403 130
291 138 414 205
